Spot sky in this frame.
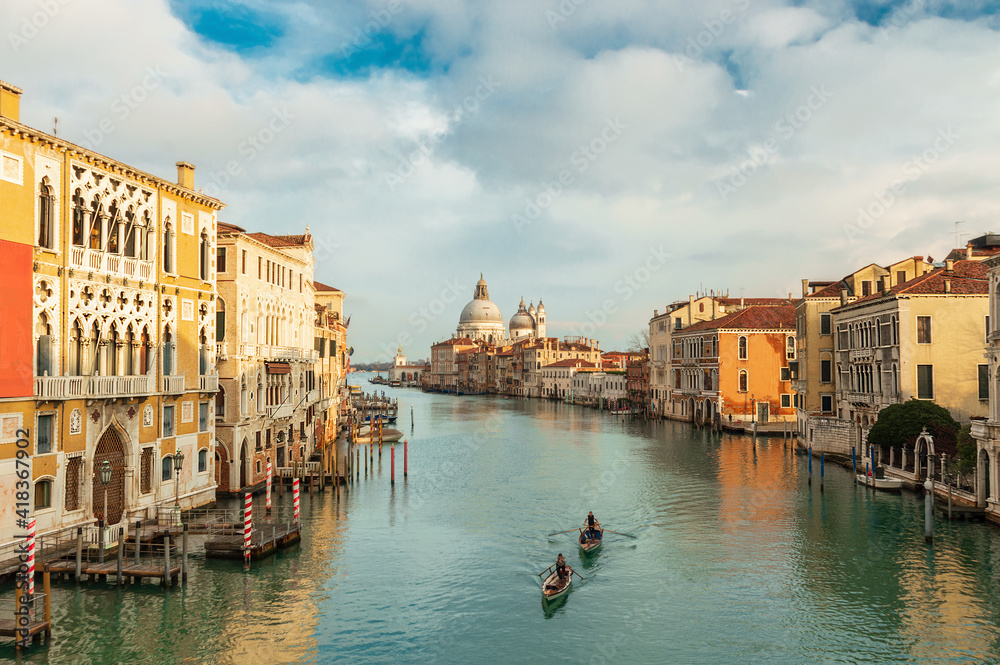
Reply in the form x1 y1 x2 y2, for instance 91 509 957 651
4 0 1000 362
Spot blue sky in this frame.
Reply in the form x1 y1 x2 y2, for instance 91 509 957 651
4 0 1000 360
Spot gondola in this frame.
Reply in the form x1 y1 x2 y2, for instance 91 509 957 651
540 564 573 600
578 526 603 554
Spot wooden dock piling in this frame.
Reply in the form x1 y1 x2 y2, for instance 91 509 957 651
182 524 189 583
116 528 124 585
391 443 395 485
75 527 83 581
163 535 172 586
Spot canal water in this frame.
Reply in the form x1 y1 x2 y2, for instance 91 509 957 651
7 374 1000 664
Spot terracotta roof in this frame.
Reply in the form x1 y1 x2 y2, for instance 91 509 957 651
844 260 988 306
543 359 598 369
808 280 848 299
679 304 796 333
432 337 476 348
314 280 342 293
246 232 310 248
715 297 791 306
218 221 246 234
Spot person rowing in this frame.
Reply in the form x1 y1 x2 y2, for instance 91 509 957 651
582 511 601 541
555 553 570 582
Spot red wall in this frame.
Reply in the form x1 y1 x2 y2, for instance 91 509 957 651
0 240 33 398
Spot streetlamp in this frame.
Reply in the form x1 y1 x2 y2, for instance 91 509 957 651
173 450 185 508
98 460 112 562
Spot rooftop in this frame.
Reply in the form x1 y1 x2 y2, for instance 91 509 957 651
679 304 796 333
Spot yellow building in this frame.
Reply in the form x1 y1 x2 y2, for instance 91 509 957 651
820 259 988 461
313 280 347 477
0 80 223 549
795 256 932 450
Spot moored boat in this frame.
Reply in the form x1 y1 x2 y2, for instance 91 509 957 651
578 526 603 554
856 474 904 491
540 565 573 600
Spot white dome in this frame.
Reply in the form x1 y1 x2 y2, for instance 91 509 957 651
509 310 534 331
460 299 503 324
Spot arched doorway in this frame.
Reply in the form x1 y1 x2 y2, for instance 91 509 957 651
92 425 128 524
914 428 934 481
239 438 249 490
215 440 230 492
978 448 991 507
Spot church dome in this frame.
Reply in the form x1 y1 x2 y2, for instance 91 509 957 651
460 298 503 324
509 297 535 332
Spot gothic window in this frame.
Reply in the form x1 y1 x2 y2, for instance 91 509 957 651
123 208 137 257
88 199 103 250
70 319 84 375
199 231 209 280
72 189 86 246
163 328 174 375
65 457 83 510
37 179 54 249
163 220 174 273
143 212 155 261
216 298 226 342
738 369 748 392
35 313 52 377
107 202 120 254
738 336 748 360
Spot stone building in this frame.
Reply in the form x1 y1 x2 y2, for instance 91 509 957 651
0 80 223 547
314 280 347 476
214 223 320 492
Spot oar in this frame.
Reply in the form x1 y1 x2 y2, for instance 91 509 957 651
546 528 581 537
603 529 637 539
571 568 589 581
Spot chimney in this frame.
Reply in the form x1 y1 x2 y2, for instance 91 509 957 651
945 278 952 293
653 309 658 317
688 295 694 326
967 244 973 259
740 296 744 308
176 161 196 190
802 279 809 297
945 258 954 272
840 289 848 306
0 80 22 122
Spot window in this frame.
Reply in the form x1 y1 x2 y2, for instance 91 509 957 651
34 480 51 510
979 364 989 401
65 457 83 510
821 395 833 413
786 336 795 360
738 369 748 392
916 316 932 344
199 402 209 431
242 249 247 274
780 394 791 408
162 455 173 481
258 256 263 279
38 180 54 249
838 327 848 350
163 405 175 437
780 367 791 381
897 270 906 285
917 365 934 399
217 247 227 273
199 233 209 280
987 316 992 343
862 281 871 296
820 313 832 336
163 222 174 273
738 336 748 360
140 448 153 494
198 448 208 473
820 359 832 384
793 393 799 409
37 414 53 454
216 298 226 342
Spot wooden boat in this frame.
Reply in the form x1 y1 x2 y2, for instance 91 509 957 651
856 474 904 491
578 526 603 554
540 565 573 600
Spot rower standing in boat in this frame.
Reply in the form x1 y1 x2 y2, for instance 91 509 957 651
583 511 600 540
555 554 569 582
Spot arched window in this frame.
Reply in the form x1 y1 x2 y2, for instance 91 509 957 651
123 208 136 257
107 202 120 254
35 312 52 376
37 180 54 248
139 327 150 374
240 379 248 415
72 189 86 246
125 326 135 375
738 336 748 360
198 448 208 473
199 231 209 280
108 324 120 376
70 319 84 376
215 385 226 419
738 369 748 392
143 212 155 261
162 455 173 482
163 220 174 273
786 336 795 360
162 328 174 375
891 316 898 345
216 298 226 342
88 199 103 250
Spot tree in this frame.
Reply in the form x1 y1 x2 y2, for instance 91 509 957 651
866 399 960 453
627 329 650 353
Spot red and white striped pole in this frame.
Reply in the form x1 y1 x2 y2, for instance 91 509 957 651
243 493 252 563
265 462 272 514
26 518 36 597
293 478 300 527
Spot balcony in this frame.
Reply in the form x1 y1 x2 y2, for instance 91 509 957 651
199 374 219 392
266 403 294 420
306 389 319 404
844 391 875 405
849 349 874 362
69 247 152 281
161 375 186 394
35 374 156 400
216 342 228 361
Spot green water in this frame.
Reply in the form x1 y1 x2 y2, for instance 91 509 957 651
6 378 1000 664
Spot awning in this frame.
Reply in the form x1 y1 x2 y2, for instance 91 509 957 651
266 362 291 375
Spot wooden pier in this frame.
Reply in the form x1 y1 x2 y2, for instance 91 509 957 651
205 522 300 561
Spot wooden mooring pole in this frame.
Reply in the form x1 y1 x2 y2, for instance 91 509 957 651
404 438 408 478
391 443 395 485
182 523 189 583
163 535 172 587
116 528 124 585
808 447 813 486
75 527 83 581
